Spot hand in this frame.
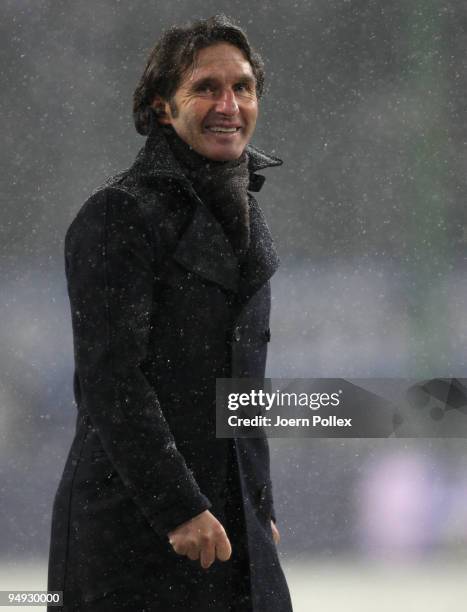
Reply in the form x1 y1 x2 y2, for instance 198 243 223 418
271 519 280 545
168 510 232 569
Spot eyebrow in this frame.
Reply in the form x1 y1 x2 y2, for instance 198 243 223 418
189 74 256 90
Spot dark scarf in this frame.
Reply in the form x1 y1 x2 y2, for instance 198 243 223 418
161 125 251 259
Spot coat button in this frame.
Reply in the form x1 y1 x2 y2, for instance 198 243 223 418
264 328 271 342
233 326 241 342
259 483 268 505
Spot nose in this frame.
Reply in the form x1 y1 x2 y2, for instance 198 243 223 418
214 88 239 115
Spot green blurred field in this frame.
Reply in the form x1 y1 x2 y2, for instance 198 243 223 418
1 557 466 611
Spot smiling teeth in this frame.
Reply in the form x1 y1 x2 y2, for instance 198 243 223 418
208 127 238 132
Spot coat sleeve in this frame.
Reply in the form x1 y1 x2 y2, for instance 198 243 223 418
65 186 212 538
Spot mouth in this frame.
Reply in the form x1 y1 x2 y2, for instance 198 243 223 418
204 126 242 134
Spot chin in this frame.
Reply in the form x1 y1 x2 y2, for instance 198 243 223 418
203 146 244 162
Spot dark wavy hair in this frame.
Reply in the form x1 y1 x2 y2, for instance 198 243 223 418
133 15 265 136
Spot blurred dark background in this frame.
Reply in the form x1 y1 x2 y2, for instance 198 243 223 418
2 0 467 575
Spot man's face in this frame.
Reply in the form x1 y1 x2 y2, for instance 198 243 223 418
153 42 258 161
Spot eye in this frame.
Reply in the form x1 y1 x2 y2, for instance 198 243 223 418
196 82 214 94
234 81 256 96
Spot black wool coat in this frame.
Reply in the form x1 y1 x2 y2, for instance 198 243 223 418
47 125 293 612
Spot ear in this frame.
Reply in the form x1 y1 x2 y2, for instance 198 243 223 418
150 96 172 125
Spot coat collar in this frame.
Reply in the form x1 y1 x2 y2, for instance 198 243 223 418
130 122 282 296
131 120 283 192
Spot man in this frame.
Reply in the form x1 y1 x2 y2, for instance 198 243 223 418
47 15 292 612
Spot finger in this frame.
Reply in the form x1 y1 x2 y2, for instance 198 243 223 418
171 540 187 556
186 543 199 561
200 540 216 569
216 533 232 562
271 521 280 545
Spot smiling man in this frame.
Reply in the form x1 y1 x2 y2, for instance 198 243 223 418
47 15 292 612
153 42 258 161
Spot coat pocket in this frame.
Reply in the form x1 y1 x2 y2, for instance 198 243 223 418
91 447 108 459
75 494 166 603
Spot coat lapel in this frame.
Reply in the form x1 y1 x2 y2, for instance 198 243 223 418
172 201 240 293
171 189 281 297
129 121 282 296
